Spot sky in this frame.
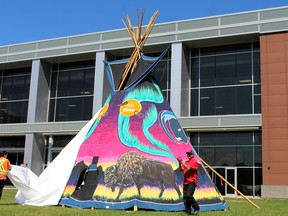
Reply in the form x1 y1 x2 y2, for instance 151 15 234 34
1 0 287 46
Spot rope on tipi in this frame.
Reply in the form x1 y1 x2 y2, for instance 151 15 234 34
117 9 160 91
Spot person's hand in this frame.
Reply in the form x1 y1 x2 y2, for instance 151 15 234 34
177 157 183 163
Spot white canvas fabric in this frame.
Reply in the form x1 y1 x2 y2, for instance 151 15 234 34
8 110 100 206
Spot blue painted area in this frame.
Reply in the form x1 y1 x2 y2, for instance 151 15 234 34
59 197 228 211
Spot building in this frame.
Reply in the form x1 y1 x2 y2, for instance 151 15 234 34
0 6 288 198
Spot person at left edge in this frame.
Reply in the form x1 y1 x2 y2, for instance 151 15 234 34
0 151 11 200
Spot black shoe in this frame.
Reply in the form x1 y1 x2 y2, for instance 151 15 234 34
184 210 192 215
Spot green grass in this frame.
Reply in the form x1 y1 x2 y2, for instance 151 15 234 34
1 189 288 216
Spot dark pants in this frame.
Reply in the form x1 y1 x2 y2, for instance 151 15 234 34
0 180 5 199
183 182 200 212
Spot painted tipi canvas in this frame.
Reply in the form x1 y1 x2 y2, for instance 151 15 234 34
59 12 228 211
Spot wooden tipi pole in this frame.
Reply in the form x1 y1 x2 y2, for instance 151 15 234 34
117 10 159 91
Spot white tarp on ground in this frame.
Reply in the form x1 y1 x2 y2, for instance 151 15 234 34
8 110 100 206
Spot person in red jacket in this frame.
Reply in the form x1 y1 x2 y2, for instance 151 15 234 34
177 150 200 215
0 151 11 200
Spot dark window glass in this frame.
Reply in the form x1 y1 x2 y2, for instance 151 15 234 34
197 132 253 146
236 86 252 114
190 132 199 148
7 152 24 166
0 101 28 123
56 68 94 97
254 131 262 146
49 60 95 122
254 85 261 114
215 54 236 85
213 168 225 195
236 43 251 52
200 88 215 115
254 168 262 196
236 53 252 84
236 146 253 166
199 146 215 165
190 89 198 116
237 168 253 195
190 42 259 117
53 135 74 147
215 147 236 166
253 42 260 51
200 56 215 87
57 60 95 71
201 46 215 56
54 96 93 121
0 136 25 148
237 132 253 145
191 57 199 87
215 87 236 114
50 72 58 98
253 51 260 84
215 44 236 54
0 67 30 123
52 151 60 161
191 48 199 57
254 146 262 166
48 99 56 122
200 86 252 115
2 67 31 76
1 75 30 100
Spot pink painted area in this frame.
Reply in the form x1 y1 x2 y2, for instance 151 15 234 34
75 93 194 166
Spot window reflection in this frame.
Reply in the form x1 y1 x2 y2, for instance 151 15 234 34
190 42 260 116
49 60 95 122
190 131 261 167
0 68 30 123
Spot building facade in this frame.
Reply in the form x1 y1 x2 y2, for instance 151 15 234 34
0 6 288 198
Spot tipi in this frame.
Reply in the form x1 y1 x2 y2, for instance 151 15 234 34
58 10 229 211
8 10 229 212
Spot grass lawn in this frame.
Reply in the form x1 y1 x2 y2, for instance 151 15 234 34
1 188 287 216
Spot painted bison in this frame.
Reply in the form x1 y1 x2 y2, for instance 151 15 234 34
104 151 181 200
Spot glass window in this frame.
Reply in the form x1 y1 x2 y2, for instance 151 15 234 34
7 152 24 166
215 147 236 166
254 168 262 196
237 168 253 195
254 146 262 166
236 86 252 114
215 87 236 115
199 146 215 165
191 57 199 87
190 131 260 167
200 56 215 87
53 135 74 147
190 42 260 116
49 60 95 122
0 67 30 123
236 146 253 166
190 89 199 116
0 101 28 123
55 68 94 97
52 97 93 122
215 54 236 86
254 84 261 113
0 136 25 148
1 75 30 100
